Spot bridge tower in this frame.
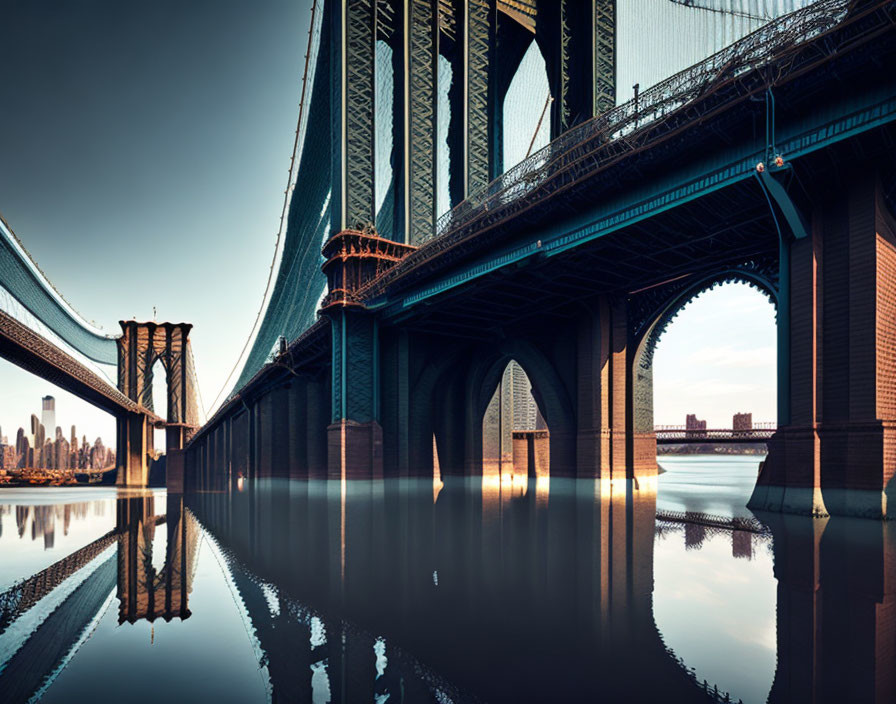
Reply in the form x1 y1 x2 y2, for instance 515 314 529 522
116 321 199 486
323 0 616 478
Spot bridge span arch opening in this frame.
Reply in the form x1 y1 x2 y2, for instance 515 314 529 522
480 360 549 483
501 37 551 174
147 356 169 453
639 278 777 513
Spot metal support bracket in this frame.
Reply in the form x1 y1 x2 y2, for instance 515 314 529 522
759 168 809 240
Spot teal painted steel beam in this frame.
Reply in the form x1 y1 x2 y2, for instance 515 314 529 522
760 168 809 240
371 91 896 316
777 236 791 427
328 307 378 424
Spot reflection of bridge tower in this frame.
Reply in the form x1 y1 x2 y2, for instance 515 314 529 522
116 321 199 486
116 494 198 624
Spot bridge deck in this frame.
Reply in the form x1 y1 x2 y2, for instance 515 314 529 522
0 309 159 420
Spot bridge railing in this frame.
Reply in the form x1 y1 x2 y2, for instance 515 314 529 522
654 426 776 441
654 422 776 430
424 0 848 244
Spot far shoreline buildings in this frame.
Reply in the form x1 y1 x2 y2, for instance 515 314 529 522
0 396 114 471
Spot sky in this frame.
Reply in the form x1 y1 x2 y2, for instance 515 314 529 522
0 0 777 443
653 283 777 427
0 0 313 441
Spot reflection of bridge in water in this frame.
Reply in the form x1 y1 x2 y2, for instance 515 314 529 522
0 494 197 703
0 481 892 702
190 478 727 703
116 494 198 624
186 478 896 703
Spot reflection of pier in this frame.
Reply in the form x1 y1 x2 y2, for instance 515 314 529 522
762 514 896 703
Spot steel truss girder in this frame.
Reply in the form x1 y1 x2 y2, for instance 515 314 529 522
337 0 378 230
0 309 151 420
404 0 440 244
359 0 875 302
593 0 616 116
465 0 493 197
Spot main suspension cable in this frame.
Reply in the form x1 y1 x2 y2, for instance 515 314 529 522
208 0 320 415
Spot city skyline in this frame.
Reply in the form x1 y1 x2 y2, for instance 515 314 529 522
0 391 114 458
0 359 115 451
0 391 115 472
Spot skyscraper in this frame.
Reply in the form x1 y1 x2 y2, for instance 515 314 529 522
41 396 55 442
509 362 539 432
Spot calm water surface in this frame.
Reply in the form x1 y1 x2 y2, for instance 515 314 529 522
0 457 892 703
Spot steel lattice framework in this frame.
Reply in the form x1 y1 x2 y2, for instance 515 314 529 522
465 0 494 199
593 1 616 115
117 321 200 433
355 0 861 302
342 0 379 230
407 0 440 243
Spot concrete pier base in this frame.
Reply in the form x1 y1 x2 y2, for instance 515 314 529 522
327 420 383 480
116 412 149 487
750 423 896 519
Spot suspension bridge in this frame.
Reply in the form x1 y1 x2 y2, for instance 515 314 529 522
1 1 895 518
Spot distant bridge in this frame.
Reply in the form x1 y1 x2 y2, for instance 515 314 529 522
1 207 201 485
1 213 201 485
654 425 775 444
